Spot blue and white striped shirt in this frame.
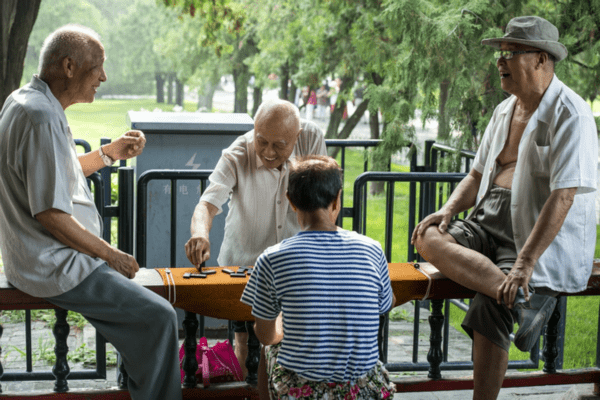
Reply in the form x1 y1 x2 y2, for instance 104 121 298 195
240 230 393 382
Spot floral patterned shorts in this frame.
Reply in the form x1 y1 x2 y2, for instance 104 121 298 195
264 343 396 400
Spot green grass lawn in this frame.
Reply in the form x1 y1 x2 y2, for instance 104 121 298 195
66 98 198 151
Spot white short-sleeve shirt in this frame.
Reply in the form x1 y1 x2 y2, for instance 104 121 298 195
472 75 597 292
0 76 104 297
200 120 327 267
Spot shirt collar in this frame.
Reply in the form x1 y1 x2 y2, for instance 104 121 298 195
534 74 561 125
30 75 68 125
497 74 561 123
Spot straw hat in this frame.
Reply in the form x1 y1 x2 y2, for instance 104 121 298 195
481 16 568 62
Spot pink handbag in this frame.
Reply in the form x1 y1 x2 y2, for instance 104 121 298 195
178 337 244 387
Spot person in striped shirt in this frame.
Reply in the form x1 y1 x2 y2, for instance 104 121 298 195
241 155 397 399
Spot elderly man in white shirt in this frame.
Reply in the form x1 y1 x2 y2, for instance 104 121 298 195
0 26 182 399
185 98 327 375
412 16 597 400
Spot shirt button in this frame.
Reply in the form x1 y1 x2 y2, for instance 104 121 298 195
278 225 282 229
277 200 281 204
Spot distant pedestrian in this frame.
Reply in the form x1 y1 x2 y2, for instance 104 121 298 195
306 89 317 120
316 84 329 120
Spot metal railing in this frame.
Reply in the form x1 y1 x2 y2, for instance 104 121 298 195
352 171 541 372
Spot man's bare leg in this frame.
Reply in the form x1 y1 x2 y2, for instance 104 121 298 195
472 331 508 400
235 332 249 378
415 225 506 299
258 347 270 400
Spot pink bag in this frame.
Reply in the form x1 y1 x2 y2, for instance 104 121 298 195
178 337 244 388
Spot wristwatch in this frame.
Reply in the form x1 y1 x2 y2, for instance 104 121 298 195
98 145 115 167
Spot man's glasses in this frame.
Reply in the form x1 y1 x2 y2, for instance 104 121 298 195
494 50 541 60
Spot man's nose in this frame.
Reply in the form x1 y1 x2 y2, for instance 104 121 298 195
100 68 107 82
264 145 277 157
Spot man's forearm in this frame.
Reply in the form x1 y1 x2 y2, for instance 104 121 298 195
190 201 218 238
441 169 481 216
517 187 577 266
78 149 108 177
36 209 114 262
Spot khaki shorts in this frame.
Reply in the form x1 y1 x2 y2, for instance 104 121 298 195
446 185 518 352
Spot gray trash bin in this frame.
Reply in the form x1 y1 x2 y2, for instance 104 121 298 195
129 111 254 334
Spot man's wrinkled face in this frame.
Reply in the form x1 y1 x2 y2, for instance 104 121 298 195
254 117 300 171
497 42 542 97
70 40 107 104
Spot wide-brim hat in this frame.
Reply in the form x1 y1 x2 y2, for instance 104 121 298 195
481 16 568 62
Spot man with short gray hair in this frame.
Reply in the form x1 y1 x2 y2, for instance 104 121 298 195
413 16 597 399
0 25 182 400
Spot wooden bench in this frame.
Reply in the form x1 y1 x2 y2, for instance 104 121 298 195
0 269 259 399
1 263 599 398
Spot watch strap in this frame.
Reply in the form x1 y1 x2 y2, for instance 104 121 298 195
98 146 115 166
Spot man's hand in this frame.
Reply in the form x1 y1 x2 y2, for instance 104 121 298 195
185 236 211 269
410 208 453 245
105 130 146 161
106 247 139 279
497 257 535 308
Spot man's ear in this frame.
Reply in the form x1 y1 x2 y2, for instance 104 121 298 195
331 190 342 212
62 57 76 78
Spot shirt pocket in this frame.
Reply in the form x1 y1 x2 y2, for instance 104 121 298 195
531 144 550 178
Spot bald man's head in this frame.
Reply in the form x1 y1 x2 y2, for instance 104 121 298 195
253 99 302 170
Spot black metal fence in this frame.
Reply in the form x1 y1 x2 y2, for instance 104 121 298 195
351 171 542 372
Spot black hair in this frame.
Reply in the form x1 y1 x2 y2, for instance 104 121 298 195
288 155 342 212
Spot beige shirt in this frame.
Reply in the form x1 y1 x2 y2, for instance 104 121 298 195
472 75 597 292
200 120 327 266
0 76 104 297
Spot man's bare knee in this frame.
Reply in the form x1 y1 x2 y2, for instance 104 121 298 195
415 225 456 263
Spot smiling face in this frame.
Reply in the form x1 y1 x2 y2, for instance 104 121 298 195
68 39 107 105
497 42 543 97
254 114 300 170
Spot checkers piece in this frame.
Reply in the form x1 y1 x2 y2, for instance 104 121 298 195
183 272 207 279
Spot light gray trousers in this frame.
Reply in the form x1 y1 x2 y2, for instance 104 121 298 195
46 264 182 400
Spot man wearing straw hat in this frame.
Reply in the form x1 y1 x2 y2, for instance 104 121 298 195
413 16 597 399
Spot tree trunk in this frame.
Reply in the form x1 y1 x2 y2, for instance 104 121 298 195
327 98 369 159
437 79 450 140
156 73 165 103
167 73 174 104
369 72 385 194
324 74 355 141
233 64 250 114
279 63 289 100
252 86 262 117
369 108 387 194
175 78 184 107
197 81 218 111
288 80 297 105
0 0 41 108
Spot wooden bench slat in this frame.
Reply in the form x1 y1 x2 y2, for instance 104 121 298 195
393 368 600 392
